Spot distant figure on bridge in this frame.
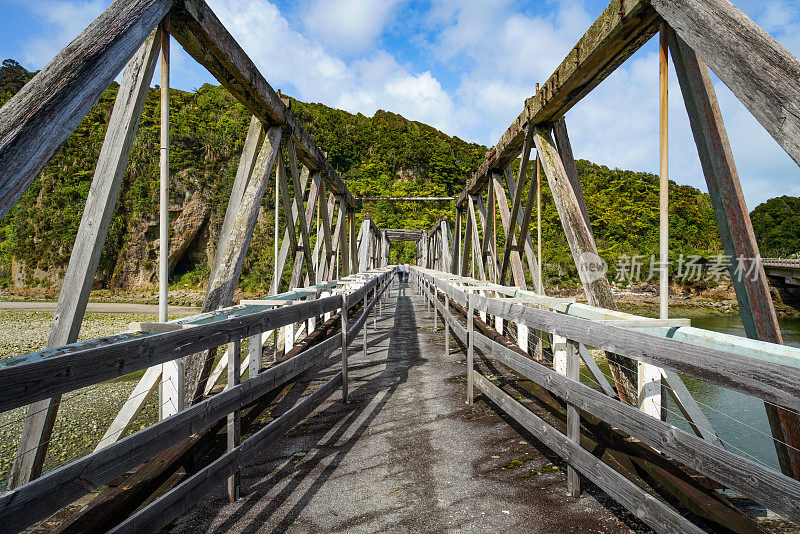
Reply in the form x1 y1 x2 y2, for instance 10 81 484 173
403 263 410 283
395 265 403 284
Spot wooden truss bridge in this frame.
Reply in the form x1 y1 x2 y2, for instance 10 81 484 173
1 0 800 532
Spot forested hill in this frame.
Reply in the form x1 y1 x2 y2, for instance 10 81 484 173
0 58 759 293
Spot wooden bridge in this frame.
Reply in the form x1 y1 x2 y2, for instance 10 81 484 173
1 0 800 532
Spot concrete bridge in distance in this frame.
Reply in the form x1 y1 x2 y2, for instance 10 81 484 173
763 258 800 287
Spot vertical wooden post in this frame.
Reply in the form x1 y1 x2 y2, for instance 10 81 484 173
639 21 669 421
372 286 377 331
659 21 670 322
341 294 348 403
248 332 261 378
13 32 163 478
433 287 438 329
444 293 451 356
467 292 474 405
553 334 567 375
566 340 581 498
227 336 241 502
362 291 368 358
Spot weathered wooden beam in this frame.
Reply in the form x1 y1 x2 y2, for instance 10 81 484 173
534 125 637 405
652 0 800 167
552 117 589 226
474 196 497 281
167 0 355 206
209 116 263 284
456 0 659 207
8 31 162 489
497 126 533 282
287 139 316 280
670 29 800 479
270 168 312 295
185 127 282 403
466 197 487 281
0 0 173 219
495 169 539 290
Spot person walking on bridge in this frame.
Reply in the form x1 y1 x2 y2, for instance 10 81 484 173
403 262 411 283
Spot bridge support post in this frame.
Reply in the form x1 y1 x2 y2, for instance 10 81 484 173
566 340 581 498
467 292 474 405
9 29 163 488
341 294 348 404
227 336 241 502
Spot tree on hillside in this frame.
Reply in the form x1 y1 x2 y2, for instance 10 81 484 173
750 196 800 257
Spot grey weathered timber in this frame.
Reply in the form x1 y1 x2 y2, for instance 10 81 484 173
0 0 174 219
652 0 800 166
478 295 800 413
472 371 706 534
186 127 282 403
325 196 344 280
669 29 800 479
566 340 580 497
9 31 162 489
552 118 589 226
474 331 800 523
357 218 372 273
1 271 384 528
270 168 313 295
289 171 323 289
0 331 342 533
499 125 534 283
348 210 358 274
226 338 241 502
466 197 487 280
473 196 497 281
210 116 263 283
456 0 659 206
496 169 540 289
460 207 472 276
286 139 316 280
534 125 637 404
0 296 343 414
106 372 344 534
167 0 354 205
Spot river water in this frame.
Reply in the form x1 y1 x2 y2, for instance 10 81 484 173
653 313 800 472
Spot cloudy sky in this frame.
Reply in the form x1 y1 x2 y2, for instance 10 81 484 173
1 0 799 209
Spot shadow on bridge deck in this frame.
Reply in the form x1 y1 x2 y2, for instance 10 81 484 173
168 282 647 534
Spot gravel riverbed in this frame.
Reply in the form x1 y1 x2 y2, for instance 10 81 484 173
0 311 171 486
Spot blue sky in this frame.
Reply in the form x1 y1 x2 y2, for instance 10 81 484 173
1 0 799 209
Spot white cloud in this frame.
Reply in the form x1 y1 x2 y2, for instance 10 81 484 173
206 0 460 134
22 0 107 67
301 0 403 55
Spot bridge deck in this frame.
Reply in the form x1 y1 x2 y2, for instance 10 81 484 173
169 281 640 534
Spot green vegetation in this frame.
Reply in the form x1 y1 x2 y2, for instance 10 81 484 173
750 195 800 258
1 58 782 293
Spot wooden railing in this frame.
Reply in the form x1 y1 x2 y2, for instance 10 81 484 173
414 267 800 533
0 268 394 533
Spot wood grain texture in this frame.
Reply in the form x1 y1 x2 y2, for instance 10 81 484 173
478 294 800 413
652 0 800 166
0 0 173 219
472 371 705 534
0 334 342 533
669 28 800 478
106 371 343 534
0 295 342 413
478 331 800 523
455 0 658 206
167 0 355 206
8 30 163 489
